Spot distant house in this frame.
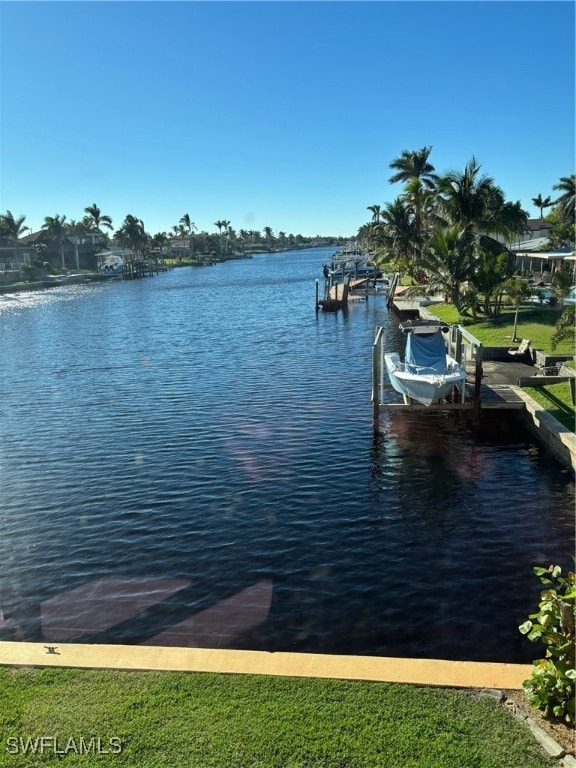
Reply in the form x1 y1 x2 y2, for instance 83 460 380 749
509 219 575 275
0 236 37 272
19 230 74 268
18 230 107 270
514 248 574 275
169 237 192 259
487 218 573 275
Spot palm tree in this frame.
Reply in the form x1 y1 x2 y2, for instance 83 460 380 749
436 157 497 229
376 198 417 275
115 215 146 259
435 157 528 261
553 175 576 222
551 305 575 351
42 215 67 269
263 226 275 246
402 176 439 259
222 220 231 256
66 219 87 270
418 226 476 311
0 211 29 276
551 268 573 308
367 204 382 224
532 194 552 219
84 204 113 233
151 232 169 262
503 277 533 342
179 213 197 253
388 146 436 187
214 220 226 256
471 248 515 317
389 148 437 267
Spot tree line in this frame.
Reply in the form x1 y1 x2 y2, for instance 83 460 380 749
0 206 343 274
358 147 575 315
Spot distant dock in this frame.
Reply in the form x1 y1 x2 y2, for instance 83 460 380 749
121 261 172 280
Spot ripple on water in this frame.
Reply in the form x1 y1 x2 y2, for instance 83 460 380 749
0 251 573 659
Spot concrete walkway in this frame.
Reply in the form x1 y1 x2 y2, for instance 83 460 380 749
0 641 532 690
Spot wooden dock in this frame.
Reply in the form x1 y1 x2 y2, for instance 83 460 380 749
326 277 375 302
375 383 525 413
478 384 525 409
122 261 172 279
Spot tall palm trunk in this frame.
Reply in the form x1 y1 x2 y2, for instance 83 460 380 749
14 240 22 278
71 237 80 270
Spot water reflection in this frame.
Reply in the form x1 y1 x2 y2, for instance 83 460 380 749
0 250 573 661
0 577 272 648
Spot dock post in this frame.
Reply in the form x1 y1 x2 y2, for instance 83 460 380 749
315 279 319 311
372 326 384 431
454 327 463 364
473 342 483 425
342 276 350 305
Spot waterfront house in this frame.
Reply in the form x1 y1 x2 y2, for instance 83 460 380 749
19 231 107 271
0 235 37 276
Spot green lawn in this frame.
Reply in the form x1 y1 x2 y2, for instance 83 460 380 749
0 668 556 768
428 304 575 355
524 381 576 431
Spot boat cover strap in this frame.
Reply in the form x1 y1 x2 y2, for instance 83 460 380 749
405 332 446 374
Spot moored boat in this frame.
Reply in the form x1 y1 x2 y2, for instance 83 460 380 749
327 243 380 278
384 321 467 406
99 253 125 278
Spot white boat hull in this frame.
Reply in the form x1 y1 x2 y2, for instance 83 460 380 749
384 352 467 407
100 254 125 277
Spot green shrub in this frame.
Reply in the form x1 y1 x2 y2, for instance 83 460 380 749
551 305 576 351
519 564 576 724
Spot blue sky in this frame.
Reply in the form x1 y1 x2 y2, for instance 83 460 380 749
1 1 574 238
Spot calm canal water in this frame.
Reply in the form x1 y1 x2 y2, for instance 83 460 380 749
0 248 573 662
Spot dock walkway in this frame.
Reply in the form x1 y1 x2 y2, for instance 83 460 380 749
327 277 370 302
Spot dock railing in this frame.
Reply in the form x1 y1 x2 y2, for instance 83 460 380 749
448 325 483 424
386 273 400 308
372 326 386 423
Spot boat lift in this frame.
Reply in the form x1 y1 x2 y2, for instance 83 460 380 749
372 323 484 428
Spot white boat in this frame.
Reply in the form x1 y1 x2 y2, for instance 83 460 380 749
99 253 125 277
384 321 467 406
328 243 380 278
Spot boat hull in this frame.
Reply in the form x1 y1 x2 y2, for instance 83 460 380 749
384 352 467 406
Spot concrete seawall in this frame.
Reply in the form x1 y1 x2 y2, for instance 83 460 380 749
513 387 576 472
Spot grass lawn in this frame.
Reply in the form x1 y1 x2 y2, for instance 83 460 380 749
428 304 575 356
524 381 576 431
0 667 556 768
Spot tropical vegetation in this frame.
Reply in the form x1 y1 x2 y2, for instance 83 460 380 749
519 564 576 725
0 205 343 277
359 149 574 319
551 305 575 350
0 210 30 275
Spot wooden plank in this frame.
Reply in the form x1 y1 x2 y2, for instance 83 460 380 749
376 384 525 412
378 402 474 412
378 399 524 412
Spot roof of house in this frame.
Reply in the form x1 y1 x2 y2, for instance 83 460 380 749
19 230 53 244
526 218 551 232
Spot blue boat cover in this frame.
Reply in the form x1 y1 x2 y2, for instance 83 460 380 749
405 331 447 374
